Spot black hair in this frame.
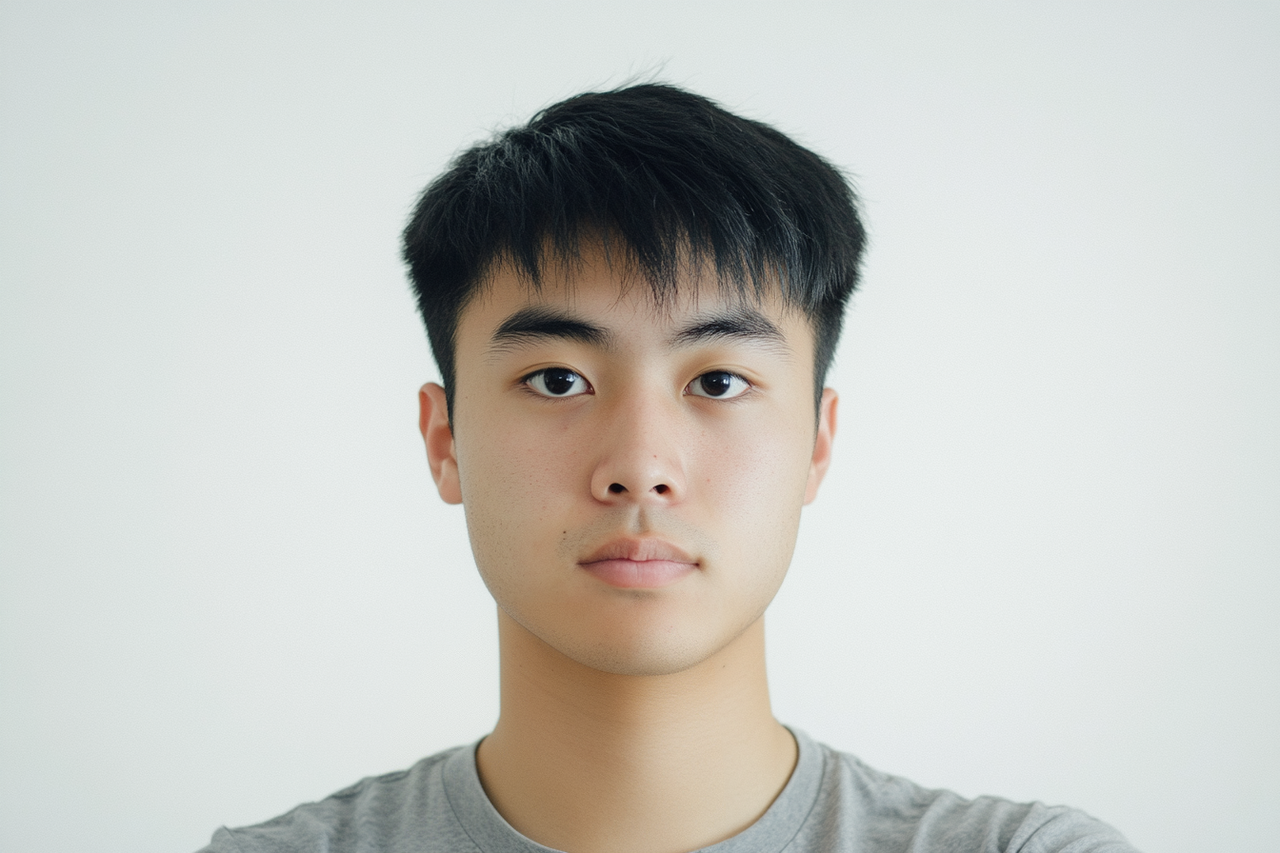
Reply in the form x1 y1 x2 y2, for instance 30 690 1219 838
402 83 866 418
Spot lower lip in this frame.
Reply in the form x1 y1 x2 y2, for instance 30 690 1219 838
580 559 698 589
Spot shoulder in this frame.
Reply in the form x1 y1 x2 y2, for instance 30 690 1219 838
195 745 475 853
809 742 1138 853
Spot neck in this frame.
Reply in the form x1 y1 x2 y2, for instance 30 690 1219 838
475 609 796 853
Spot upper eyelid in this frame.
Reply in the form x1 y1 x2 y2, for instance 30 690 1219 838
517 367 754 391
686 370 754 398
693 369 753 385
521 366 594 397
520 365 587 382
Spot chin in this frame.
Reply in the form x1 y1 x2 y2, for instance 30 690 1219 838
561 637 716 677
524 601 766 677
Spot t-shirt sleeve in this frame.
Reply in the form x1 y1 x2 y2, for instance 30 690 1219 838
1009 804 1140 853
195 826 248 853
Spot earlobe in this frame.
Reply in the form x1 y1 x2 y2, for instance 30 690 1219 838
419 383 463 505
803 388 838 505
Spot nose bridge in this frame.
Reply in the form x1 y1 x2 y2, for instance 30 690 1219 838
591 381 685 503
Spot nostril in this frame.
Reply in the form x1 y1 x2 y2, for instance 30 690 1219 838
608 483 626 494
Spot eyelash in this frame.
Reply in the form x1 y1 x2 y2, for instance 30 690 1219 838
522 367 593 398
520 368 753 400
686 370 752 400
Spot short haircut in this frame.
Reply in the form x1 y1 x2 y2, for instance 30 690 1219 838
402 83 867 418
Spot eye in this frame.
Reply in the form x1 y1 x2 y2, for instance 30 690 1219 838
525 367 591 398
686 371 751 399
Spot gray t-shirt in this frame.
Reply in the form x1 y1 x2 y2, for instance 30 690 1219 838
199 728 1137 853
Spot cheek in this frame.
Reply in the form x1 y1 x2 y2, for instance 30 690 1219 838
695 413 813 570
700 411 813 507
452 417 584 587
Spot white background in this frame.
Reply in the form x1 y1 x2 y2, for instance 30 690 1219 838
2 2 1277 851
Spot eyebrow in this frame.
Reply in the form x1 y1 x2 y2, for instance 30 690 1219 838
489 307 613 351
669 306 788 350
486 304 790 354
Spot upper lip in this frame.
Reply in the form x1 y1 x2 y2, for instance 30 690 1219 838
580 537 698 565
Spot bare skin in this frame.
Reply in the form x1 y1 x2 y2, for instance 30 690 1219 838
419 243 837 852
476 613 796 853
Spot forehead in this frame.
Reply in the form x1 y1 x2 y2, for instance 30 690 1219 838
459 241 811 346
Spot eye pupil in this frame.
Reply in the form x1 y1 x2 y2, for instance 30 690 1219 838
542 369 578 395
699 372 733 397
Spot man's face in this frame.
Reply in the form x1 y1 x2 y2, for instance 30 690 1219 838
421 242 836 676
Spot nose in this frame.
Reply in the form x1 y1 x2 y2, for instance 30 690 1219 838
589 393 686 505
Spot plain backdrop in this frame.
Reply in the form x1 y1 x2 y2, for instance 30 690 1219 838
2 2 1277 852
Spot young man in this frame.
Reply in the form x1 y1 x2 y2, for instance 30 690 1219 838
201 84 1136 853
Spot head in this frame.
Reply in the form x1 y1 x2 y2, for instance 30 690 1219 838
403 83 866 420
404 84 866 677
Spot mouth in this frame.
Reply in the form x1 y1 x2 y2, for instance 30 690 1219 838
578 538 700 590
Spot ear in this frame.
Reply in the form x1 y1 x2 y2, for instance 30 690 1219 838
803 388 838 505
419 383 463 505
